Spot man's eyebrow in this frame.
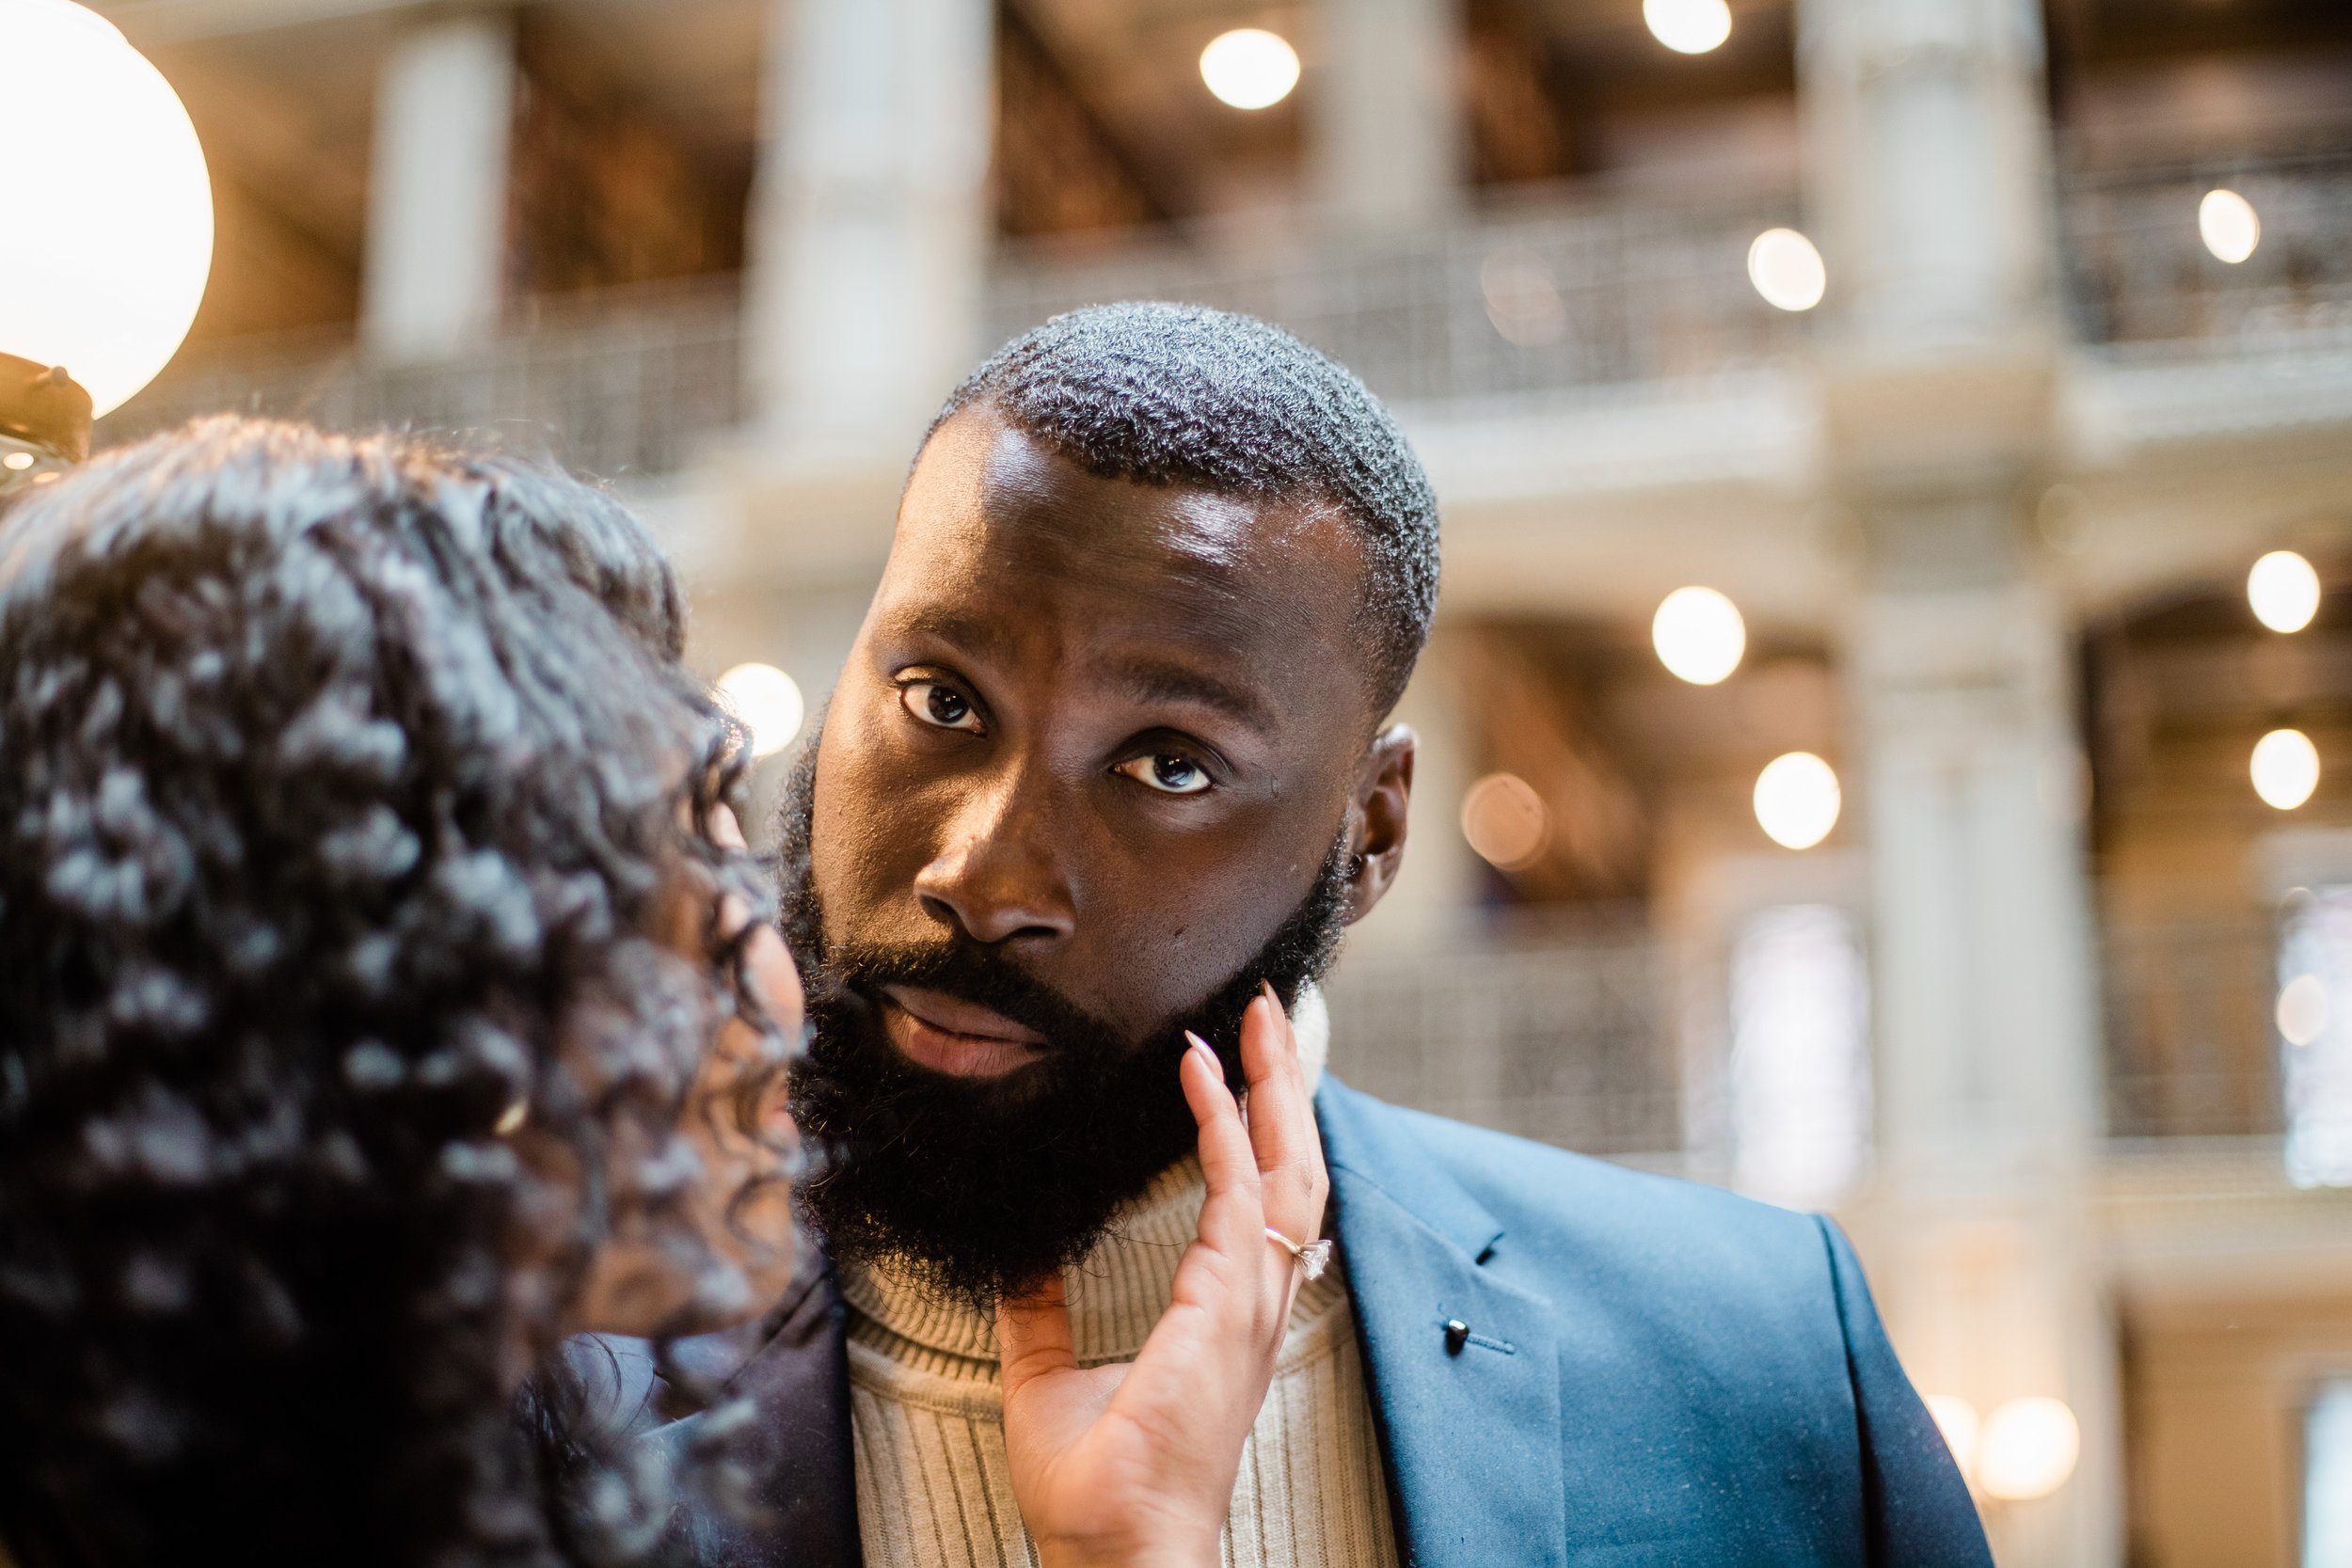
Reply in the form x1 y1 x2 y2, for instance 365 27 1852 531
880 607 1004 657
1115 658 1272 730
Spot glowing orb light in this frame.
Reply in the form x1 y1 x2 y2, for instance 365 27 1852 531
1644 0 1732 54
0 0 214 417
1200 28 1300 110
2253 728 2320 811
2200 188 2261 265
1755 752 1841 849
1979 1397 2080 1503
1748 228 1827 312
715 663 805 758
1652 586 1747 685
2280 974 2330 1047
1461 772 1549 871
2249 550 2320 633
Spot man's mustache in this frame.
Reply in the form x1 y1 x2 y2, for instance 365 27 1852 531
810 938 1129 1060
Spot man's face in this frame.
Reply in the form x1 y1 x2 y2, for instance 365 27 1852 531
784 406 1408 1304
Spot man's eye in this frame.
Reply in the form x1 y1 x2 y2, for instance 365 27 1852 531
899 681 981 733
1115 752 1213 796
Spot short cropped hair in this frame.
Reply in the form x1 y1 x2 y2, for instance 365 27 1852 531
931 302 1440 715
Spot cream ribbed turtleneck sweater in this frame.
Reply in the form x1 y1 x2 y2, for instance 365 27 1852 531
839 993 1399 1568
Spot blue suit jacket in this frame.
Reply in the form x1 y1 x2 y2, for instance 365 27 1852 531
615 1076 1992 1567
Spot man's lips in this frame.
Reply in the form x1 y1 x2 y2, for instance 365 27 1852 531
880 985 1048 1079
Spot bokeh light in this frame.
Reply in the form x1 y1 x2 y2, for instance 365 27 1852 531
2253 728 2320 811
1481 248 1568 348
0 0 214 416
1652 586 1746 685
1924 1395 1981 1481
1461 772 1549 871
1755 752 1840 850
1199 28 1300 110
1979 1397 2081 1502
2280 974 2330 1048
1644 0 1732 54
715 662 805 759
1747 229 1826 312
2199 188 2261 265
2249 549 2320 633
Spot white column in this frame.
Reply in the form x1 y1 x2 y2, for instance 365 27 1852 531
1798 0 2052 350
1804 2 2116 1560
361 13 516 365
1844 554 2119 1568
743 0 993 456
1311 0 1463 230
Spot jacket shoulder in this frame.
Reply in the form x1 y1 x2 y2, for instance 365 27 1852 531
1317 1077 1836 1308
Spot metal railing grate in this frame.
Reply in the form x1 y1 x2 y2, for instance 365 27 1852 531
986 185 1810 408
1321 912 1684 1158
96 280 746 481
2060 152 2352 355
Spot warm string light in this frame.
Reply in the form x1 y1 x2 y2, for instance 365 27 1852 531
1651 586 1746 685
1644 0 1732 54
2200 188 2261 264
714 663 805 759
1922 1394 2080 1502
2280 973 2329 1047
2249 550 2320 633
1461 772 1549 871
0 0 214 416
2253 728 2321 811
1979 1398 2082 1502
1748 229 1826 312
1755 752 1840 850
1199 28 1299 110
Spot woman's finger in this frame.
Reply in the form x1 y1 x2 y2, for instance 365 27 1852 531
1180 1032 1265 1267
1238 984 1328 1263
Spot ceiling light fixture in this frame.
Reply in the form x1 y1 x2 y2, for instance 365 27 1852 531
1644 0 1732 54
1200 28 1300 110
1748 229 1826 312
0 0 214 493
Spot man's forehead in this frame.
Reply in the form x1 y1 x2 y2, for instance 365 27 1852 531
876 410 1368 697
897 411 1340 578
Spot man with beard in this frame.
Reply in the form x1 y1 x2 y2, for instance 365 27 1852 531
678 303 1990 1568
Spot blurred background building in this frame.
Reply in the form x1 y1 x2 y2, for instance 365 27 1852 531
80 0 2352 1559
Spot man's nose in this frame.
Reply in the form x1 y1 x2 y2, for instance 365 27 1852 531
911 776 1078 946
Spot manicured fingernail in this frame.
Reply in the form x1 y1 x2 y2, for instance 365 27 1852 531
1184 1029 1215 1062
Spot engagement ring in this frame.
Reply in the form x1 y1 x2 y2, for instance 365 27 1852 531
1264 1226 1332 1281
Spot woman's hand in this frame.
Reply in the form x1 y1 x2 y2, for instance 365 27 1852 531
995 982 1330 1568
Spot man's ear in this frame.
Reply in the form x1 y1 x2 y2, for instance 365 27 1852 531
1344 723 1416 925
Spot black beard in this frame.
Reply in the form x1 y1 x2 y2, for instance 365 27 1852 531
773 736 1353 1310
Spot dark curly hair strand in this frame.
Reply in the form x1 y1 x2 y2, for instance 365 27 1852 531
0 418 785 1568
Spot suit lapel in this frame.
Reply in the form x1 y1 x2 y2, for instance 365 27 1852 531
1319 1081 1566 1568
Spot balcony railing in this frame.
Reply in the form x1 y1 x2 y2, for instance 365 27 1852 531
86 157 2352 486
91 185 1807 479
986 184 1810 408
2101 919 2282 1140
1321 912 1684 1158
1320 906 2286 1158
98 279 744 480
2060 153 2352 354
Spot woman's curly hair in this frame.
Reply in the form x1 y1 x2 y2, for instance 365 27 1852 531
0 419 787 1567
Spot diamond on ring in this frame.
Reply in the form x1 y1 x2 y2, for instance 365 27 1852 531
1265 1226 1333 1281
